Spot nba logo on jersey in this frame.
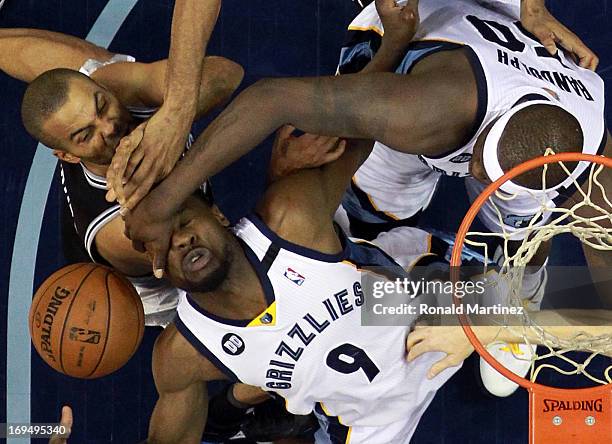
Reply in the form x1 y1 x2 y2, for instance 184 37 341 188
284 268 305 286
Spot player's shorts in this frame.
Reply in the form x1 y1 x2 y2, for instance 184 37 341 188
342 142 441 226
338 25 458 237
314 408 420 444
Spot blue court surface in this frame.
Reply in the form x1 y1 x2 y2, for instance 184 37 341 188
1 1 611 443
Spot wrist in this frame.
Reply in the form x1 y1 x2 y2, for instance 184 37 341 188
471 325 497 345
161 94 198 122
380 35 409 54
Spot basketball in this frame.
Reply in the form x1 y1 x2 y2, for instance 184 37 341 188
29 263 145 379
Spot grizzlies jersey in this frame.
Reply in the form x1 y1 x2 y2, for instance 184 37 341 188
339 0 606 237
345 0 605 177
176 215 458 441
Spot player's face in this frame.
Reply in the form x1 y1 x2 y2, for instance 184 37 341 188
166 196 233 292
43 76 132 165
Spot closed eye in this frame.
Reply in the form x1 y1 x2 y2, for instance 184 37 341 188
80 130 92 143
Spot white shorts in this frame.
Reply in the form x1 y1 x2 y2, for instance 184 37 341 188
342 142 441 224
314 410 421 444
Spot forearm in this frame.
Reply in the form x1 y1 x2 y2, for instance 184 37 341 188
152 61 451 214
147 389 208 444
164 0 221 125
361 37 410 74
473 309 612 347
0 28 111 82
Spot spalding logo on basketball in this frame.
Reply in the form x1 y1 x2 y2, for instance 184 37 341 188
222 333 245 355
29 263 145 379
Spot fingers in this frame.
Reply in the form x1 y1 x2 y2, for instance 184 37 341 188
106 123 146 204
427 355 461 379
321 139 347 164
106 148 130 204
105 187 117 203
106 140 136 204
106 144 145 203
535 28 558 56
557 33 599 70
60 405 73 429
123 144 146 182
122 172 157 212
406 328 426 351
149 240 169 279
375 0 396 12
277 124 296 140
49 405 72 443
406 339 428 363
404 0 420 18
118 155 156 211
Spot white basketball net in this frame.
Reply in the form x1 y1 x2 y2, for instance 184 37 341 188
463 153 612 385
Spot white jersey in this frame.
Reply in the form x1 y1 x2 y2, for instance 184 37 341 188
176 215 457 443
340 0 606 235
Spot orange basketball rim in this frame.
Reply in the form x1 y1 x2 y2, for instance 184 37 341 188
451 152 612 444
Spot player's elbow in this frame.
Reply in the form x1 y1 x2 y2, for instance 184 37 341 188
224 59 244 93
206 56 244 97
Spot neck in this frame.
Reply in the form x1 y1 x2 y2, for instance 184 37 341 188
190 237 268 320
82 160 108 177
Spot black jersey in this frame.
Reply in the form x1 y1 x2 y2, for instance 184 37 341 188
60 133 207 266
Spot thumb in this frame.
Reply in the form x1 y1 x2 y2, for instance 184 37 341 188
537 30 557 56
277 124 296 139
427 356 459 379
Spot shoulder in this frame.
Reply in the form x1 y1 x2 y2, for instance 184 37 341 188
91 60 164 108
257 173 326 237
153 323 227 392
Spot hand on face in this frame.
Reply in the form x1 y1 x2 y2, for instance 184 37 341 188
123 194 179 279
520 0 598 70
106 104 190 210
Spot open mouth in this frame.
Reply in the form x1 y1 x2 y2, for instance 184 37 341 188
182 247 212 275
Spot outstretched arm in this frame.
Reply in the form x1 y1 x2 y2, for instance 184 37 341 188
107 0 222 208
129 65 467 215
406 309 612 378
0 28 113 82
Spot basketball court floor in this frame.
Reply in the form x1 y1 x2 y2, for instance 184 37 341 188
1 1 611 442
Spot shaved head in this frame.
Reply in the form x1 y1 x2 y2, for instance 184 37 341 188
21 68 89 149
497 104 583 188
